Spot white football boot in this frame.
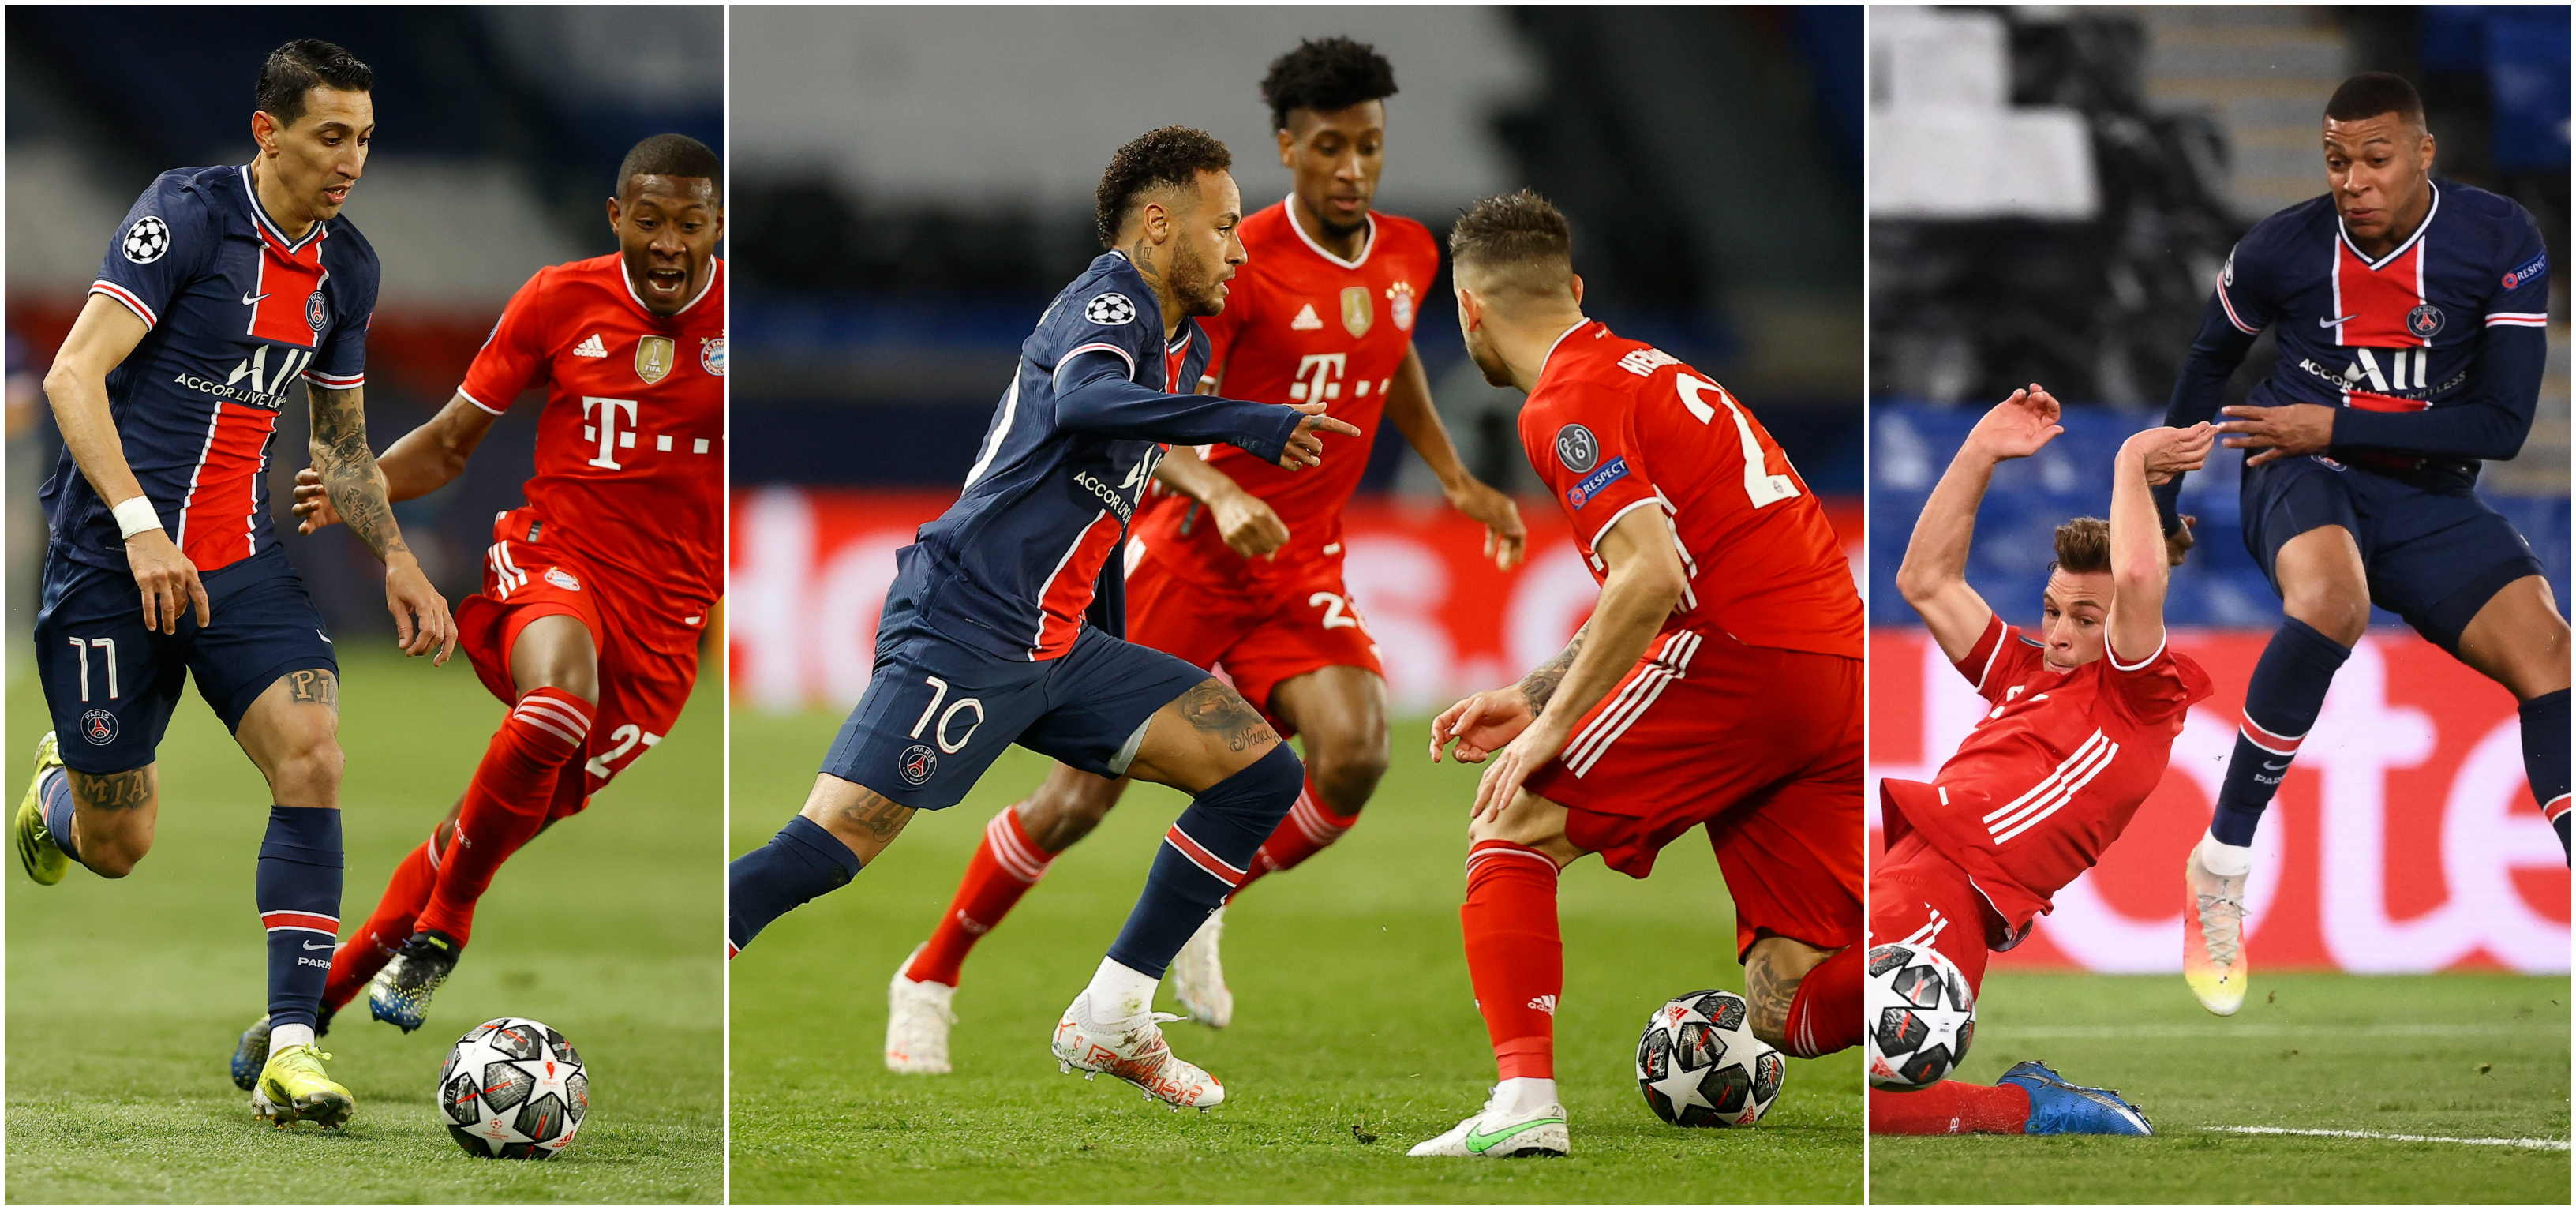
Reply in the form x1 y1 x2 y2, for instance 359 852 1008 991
1051 991 1224 1109
1409 1085 1569 1158
2183 838 2248 1016
885 944 958 1074
1170 905 1234 1028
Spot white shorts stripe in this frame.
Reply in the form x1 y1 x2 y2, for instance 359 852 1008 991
1565 631 1701 776
1563 631 1691 768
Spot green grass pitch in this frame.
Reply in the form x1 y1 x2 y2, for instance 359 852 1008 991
728 706 1863 1204
1868 970 2572 1204
6 646 723 1204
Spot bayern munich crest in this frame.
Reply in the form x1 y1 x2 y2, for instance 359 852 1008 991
1389 283 1416 332
80 710 118 745
122 215 170 264
306 291 329 332
1084 292 1135 325
2406 304 2444 338
898 744 938 786
701 336 726 376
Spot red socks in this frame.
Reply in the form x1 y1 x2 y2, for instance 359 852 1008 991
413 687 593 945
1236 777 1357 893
1867 1081 2034 1134
323 825 444 1011
1461 839 1563 1080
1780 945 1863 1058
904 807 1054 987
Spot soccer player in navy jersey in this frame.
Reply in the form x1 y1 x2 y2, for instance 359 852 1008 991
13 40 454 1130
2159 72 2570 1015
726 127 1361 1109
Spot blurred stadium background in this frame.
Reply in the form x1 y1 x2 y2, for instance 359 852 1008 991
727 6 1865 718
4 5 725 644
1868 6 2569 976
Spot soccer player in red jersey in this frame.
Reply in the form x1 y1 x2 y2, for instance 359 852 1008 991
884 38 1524 1072
1870 386 2214 1137
1413 191 1864 1158
271 134 723 1038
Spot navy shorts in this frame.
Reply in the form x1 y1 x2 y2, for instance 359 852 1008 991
2241 454 2543 653
821 618 1214 810
33 546 339 775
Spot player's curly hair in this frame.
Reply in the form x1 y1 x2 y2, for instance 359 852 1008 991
1448 189 1574 298
2326 72 2425 130
1095 126 1234 249
1260 36 1398 133
2051 517 2111 575
255 40 373 130
618 133 723 201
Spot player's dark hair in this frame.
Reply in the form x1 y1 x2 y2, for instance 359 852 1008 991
1260 36 1398 133
618 133 724 202
1448 189 1575 298
255 40 373 130
1095 126 1234 248
2051 517 2111 575
2325 72 2425 130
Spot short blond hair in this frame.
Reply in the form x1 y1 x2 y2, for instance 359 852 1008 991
1448 189 1574 300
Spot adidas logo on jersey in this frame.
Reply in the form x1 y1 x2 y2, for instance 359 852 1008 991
574 334 608 358
1290 303 1324 331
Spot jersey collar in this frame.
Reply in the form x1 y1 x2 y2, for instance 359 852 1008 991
1537 318 1598 380
1284 197 1376 270
236 163 327 254
2336 179 2439 272
620 256 721 319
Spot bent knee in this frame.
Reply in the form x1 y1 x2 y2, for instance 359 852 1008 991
2282 583 2370 646
84 835 149 878
1468 791 1571 856
268 736 346 800
1305 741 1388 811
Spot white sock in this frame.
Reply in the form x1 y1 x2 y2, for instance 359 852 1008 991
1082 957 1159 1023
270 1022 316 1052
2196 833 2253 878
1494 1076 1558 1117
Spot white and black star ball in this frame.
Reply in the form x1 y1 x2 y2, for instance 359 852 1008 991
1084 292 1136 326
122 215 170 264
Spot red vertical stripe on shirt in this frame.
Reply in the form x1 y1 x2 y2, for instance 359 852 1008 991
1031 511 1125 659
178 402 277 571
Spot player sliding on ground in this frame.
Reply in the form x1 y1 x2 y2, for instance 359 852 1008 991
2159 72 2571 1018
17 39 455 1130
884 36 1525 1074
1416 191 1865 1158
727 127 1362 1110
260 135 725 1042
1871 386 2213 1138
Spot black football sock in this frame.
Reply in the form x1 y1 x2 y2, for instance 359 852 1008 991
728 815 861 955
258 806 344 1032
1106 743 1303 980
2518 688 2570 863
2211 617 2349 848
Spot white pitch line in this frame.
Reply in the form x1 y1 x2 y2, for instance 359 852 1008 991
2000 1022 2555 1039
2203 1126 2570 1151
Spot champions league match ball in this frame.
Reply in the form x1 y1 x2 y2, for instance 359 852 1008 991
1634 989 1785 1128
440 1017 588 1159
1865 942 1976 1091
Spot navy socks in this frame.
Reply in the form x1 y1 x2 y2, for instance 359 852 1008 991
2521 689 2570 862
2211 617 2351 847
256 806 343 1030
1107 743 1305 978
728 815 862 955
38 768 78 863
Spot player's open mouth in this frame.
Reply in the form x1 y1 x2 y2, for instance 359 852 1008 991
644 268 688 294
322 186 350 205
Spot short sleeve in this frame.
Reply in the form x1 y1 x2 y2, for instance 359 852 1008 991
90 175 211 331
1953 612 2045 702
307 250 376 389
2102 632 2210 724
458 270 553 414
1529 385 1660 547
2211 233 2276 336
2487 205 2550 331
1042 279 1155 388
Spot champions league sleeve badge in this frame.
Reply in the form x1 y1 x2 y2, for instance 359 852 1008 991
1084 293 1136 326
122 215 170 264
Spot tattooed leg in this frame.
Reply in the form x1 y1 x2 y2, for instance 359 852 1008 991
799 774 916 867
234 669 346 809
65 764 159 878
1125 678 1284 793
1742 935 1835 1050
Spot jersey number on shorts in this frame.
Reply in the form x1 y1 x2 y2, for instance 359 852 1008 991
66 638 121 702
585 724 661 780
1675 373 1799 508
910 676 987 755
1308 591 1365 632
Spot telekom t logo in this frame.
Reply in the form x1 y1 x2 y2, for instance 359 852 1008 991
1290 353 1347 404
582 396 638 469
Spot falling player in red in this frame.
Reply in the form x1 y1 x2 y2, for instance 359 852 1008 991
884 37 1525 1072
1413 191 1863 1158
275 134 724 1037
1871 386 2212 1137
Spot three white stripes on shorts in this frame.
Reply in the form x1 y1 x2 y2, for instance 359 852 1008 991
1563 630 1702 777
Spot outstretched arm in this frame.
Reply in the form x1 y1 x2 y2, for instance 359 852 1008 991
307 383 457 663
1897 385 2062 661
294 391 499 530
1053 350 1358 469
2107 422 2213 665
2154 293 2261 538
1382 343 1526 570
42 293 208 634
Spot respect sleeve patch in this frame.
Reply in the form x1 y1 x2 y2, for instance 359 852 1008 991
1564 455 1630 510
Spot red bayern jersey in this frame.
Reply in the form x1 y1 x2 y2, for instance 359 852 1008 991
1900 613 2212 919
1518 320 1862 660
1131 200 1441 590
459 254 725 619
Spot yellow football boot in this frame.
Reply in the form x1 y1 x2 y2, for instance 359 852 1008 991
15 732 69 886
2183 842 2248 1015
250 1043 355 1130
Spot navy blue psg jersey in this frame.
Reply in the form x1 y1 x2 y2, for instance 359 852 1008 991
41 164 378 574
890 251 1302 661
2201 178 2548 474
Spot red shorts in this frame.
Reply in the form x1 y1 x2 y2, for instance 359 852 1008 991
1868 832 2005 995
1122 540 1383 737
454 508 707 820
1524 630 1862 957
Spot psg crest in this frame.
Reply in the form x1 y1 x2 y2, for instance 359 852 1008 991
898 744 938 786
635 335 676 385
80 710 118 746
305 291 329 332
2406 304 2444 338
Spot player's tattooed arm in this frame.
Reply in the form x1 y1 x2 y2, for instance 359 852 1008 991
66 766 155 813
1178 678 1280 754
1517 624 1589 713
307 384 411 563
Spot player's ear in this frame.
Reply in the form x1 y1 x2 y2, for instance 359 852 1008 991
1276 125 1296 169
605 195 625 235
250 109 279 155
1569 273 1586 305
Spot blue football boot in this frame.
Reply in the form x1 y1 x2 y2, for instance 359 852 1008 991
1998 1059 2153 1135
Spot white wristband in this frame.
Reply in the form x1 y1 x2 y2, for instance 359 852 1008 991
112 496 163 540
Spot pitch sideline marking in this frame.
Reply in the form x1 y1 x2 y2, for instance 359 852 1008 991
2002 1022 2555 1039
2203 1126 2571 1151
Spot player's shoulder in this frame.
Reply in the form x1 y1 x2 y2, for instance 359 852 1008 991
1372 210 1440 261
127 164 234 233
1237 199 1294 247
2434 179 2544 256
1038 252 1155 345
321 209 378 269
2237 194 2339 258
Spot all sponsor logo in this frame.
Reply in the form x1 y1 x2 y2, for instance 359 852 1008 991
635 335 676 385
1340 286 1373 337
701 335 726 376
1554 424 1599 473
80 709 118 745
898 744 938 786
1084 292 1135 325
2405 304 2444 339
1565 455 1630 510
122 215 170 264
